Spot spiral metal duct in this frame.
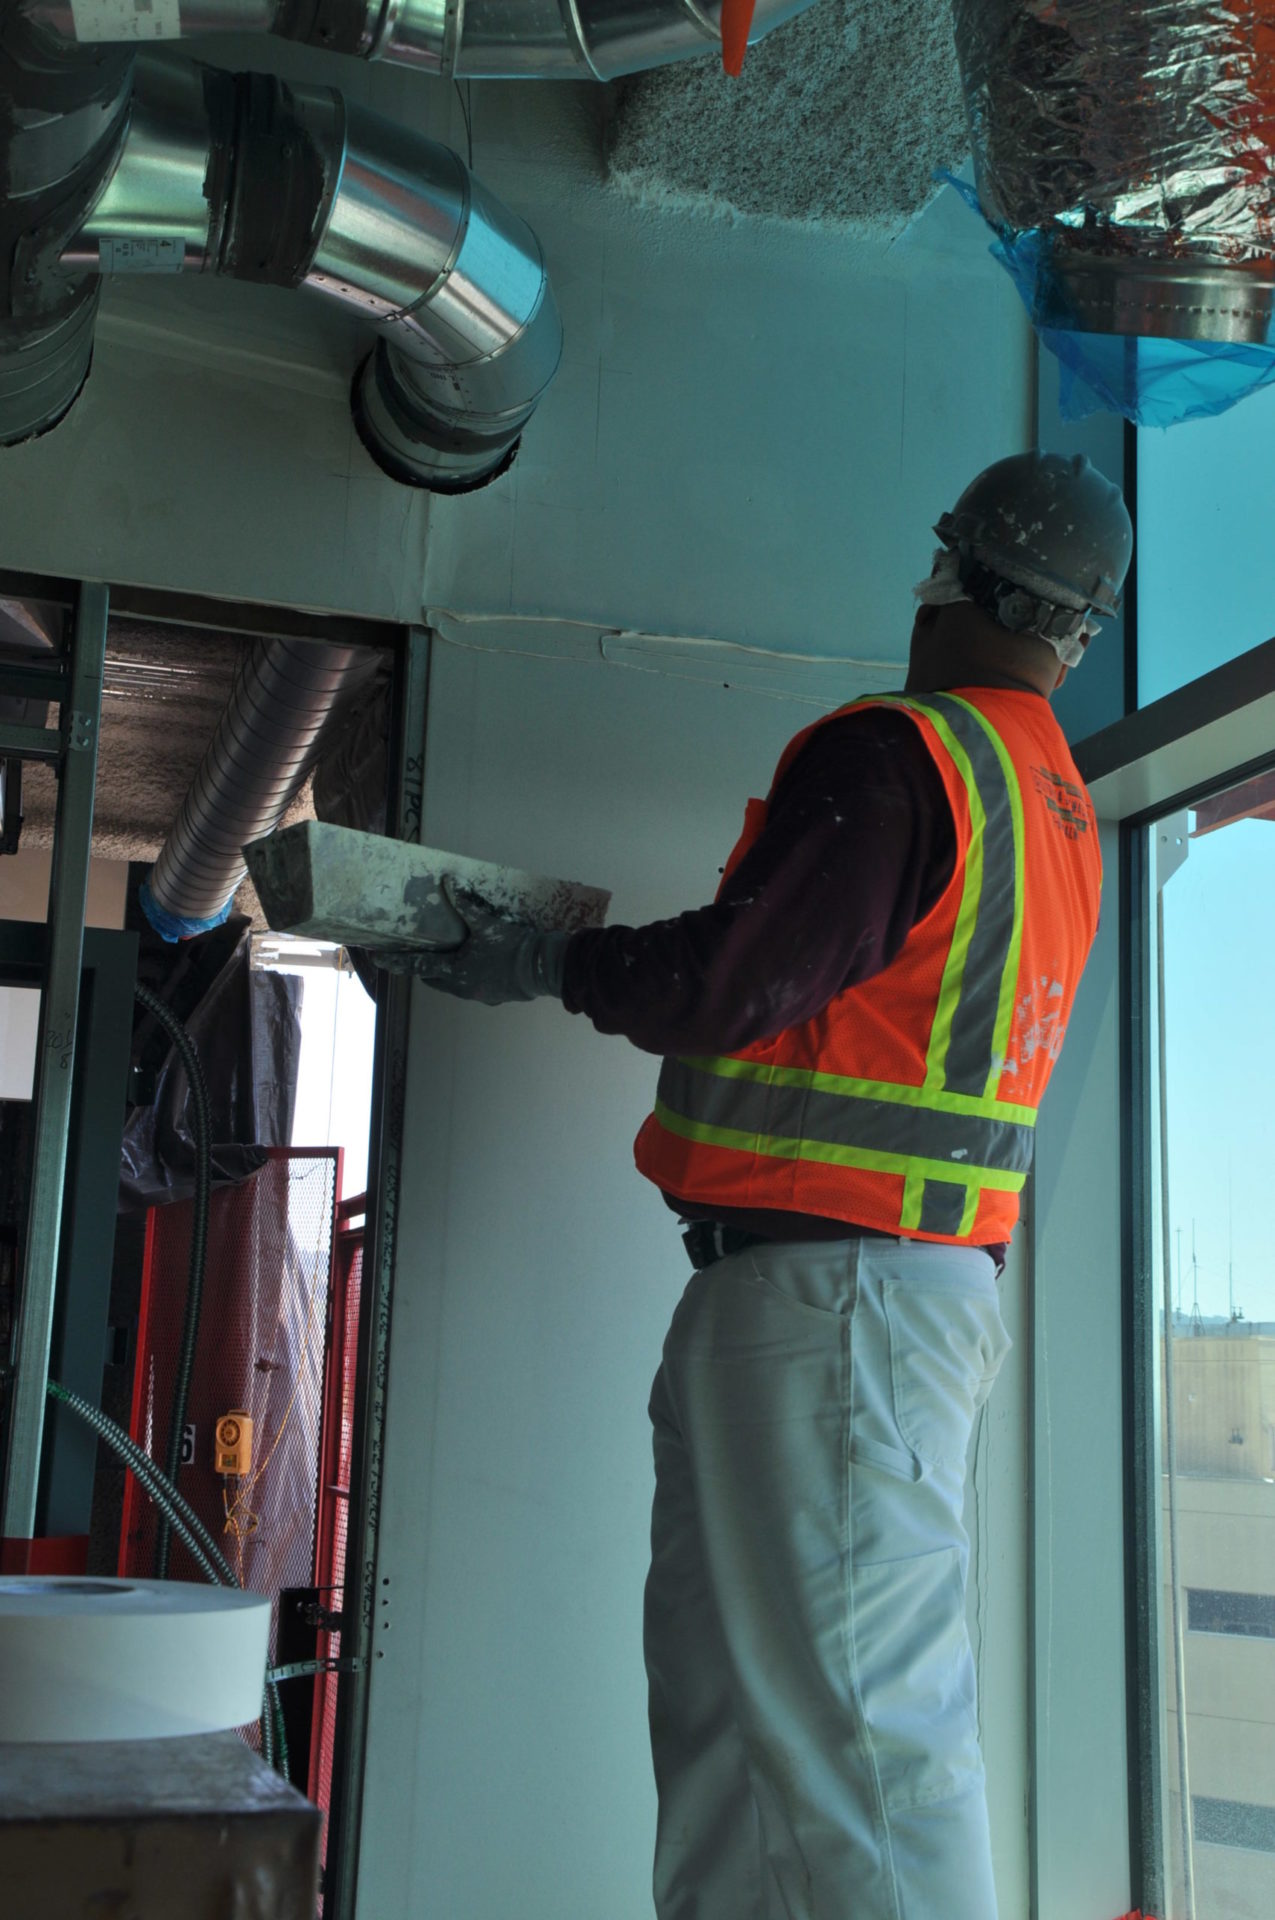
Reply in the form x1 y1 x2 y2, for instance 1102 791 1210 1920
26 0 817 81
144 638 381 934
59 58 563 491
952 0 1275 345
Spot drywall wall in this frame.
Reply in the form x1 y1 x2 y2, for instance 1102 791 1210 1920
365 643 1034 1917
0 260 430 619
1031 823 1133 1918
420 85 1035 657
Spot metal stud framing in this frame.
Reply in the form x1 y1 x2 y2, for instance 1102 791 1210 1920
1 581 108 1538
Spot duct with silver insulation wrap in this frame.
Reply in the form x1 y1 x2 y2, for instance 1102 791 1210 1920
951 1 1275 422
8 51 563 490
142 638 382 939
27 1 815 81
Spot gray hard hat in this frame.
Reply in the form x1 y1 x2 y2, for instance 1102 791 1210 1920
934 451 1133 617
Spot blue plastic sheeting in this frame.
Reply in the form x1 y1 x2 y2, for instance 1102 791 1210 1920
139 878 233 944
942 174 1275 430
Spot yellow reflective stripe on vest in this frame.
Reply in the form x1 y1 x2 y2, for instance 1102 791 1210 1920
876 693 1027 1103
653 1100 1027 1194
674 1051 1037 1126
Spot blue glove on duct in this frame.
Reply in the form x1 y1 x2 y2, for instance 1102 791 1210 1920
378 879 569 1005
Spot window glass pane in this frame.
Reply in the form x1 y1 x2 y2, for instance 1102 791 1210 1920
1188 1589 1275 1640
1152 780 1275 1918
1137 387 1275 705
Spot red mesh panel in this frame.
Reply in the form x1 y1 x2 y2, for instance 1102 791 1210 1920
121 1151 339 1672
311 1203 365 1898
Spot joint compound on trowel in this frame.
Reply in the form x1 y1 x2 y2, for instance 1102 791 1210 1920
242 820 611 950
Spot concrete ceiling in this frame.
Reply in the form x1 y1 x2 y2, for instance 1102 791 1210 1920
19 619 244 865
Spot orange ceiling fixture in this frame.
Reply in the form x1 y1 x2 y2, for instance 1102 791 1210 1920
722 0 758 76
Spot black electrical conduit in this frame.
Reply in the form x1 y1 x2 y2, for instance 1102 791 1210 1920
131 981 212 1582
46 1379 288 1773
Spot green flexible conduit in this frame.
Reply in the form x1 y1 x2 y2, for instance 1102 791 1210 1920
131 982 212 1581
47 1380 288 1774
47 1380 235 1585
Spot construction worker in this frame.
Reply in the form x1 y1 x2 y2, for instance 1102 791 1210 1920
386 450 1133 1920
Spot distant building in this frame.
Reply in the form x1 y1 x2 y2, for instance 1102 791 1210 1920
1163 1324 1275 1917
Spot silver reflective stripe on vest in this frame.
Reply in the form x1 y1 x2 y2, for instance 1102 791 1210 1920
918 1178 972 1237
919 693 1019 1098
655 1057 1035 1176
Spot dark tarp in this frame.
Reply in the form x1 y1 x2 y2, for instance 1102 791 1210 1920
119 887 301 1214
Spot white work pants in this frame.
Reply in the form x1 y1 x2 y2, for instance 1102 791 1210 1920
644 1235 1011 1920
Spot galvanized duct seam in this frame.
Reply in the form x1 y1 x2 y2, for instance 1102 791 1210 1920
26 1 819 81
147 638 380 928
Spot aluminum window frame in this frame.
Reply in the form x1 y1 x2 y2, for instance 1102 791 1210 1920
1041 631 1275 1920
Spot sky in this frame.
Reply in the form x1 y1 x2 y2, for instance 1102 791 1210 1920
287 955 377 1202
1161 815 1275 1325
1140 391 1275 1327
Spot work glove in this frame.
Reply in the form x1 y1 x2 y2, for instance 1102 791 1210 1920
377 879 569 1006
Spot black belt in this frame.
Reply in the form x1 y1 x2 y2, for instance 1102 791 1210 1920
682 1221 769 1270
681 1219 893 1269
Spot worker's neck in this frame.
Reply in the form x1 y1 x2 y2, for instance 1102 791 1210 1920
904 666 1049 698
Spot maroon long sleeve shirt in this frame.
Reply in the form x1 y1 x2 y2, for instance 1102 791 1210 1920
562 704 1006 1259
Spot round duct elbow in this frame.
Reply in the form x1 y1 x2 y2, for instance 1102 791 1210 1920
300 102 564 491
0 290 100 446
351 340 536 493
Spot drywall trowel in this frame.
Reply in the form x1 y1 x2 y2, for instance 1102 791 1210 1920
243 820 610 950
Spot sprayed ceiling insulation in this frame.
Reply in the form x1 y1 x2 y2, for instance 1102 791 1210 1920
19 622 245 866
607 0 969 234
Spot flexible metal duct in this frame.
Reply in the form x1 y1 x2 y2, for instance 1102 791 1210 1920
144 638 381 935
952 0 1275 346
27 1 816 81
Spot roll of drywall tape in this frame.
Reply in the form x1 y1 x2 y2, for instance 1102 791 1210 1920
0 1576 271 1742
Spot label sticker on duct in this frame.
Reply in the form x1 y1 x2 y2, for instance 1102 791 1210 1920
69 0 183 42
98 236 186 274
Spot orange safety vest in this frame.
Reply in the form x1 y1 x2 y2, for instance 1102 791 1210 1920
633 687 1102 1246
